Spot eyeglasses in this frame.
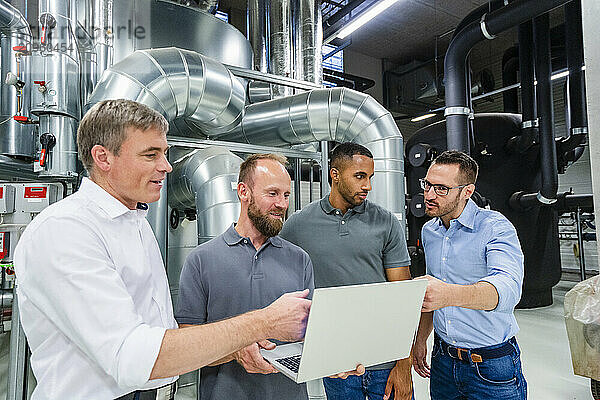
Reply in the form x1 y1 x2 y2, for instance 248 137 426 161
419 178 470 196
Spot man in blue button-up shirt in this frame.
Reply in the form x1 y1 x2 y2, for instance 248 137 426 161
412 150 527 399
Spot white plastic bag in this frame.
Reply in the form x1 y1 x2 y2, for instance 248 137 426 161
565 275 600 380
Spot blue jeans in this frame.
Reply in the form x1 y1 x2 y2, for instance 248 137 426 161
430 337 527 400
323 369 394 400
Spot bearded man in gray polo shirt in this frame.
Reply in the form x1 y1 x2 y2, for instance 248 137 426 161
175 154 314 400
280 142 413 400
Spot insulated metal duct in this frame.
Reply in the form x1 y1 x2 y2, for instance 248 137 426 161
248 0 269 72
169 146 241 243
269 0 293 97
87 47 246 136
92 0 113 86
0 1 29 30
295 0 323 85
217 87 406 223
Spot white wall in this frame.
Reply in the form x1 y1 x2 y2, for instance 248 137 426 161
343 49 384 104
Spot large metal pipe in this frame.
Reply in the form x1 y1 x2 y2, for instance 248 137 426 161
559 0 587 155
444 0 570 152
502 46 519 113
216 88 406 223
248 0 269 73
168 146 241 244
534 13 558 203
0 1 33 159
269 0 293 97
515 20 538 153
29 0 81 177
295 0 323 85
87 47 246 135
92 0 113 86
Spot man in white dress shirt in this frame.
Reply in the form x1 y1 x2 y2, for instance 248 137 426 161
13 99 311 400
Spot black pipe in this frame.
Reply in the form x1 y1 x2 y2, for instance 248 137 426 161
517 21 538 152
444 0 571 153
559 0 587 155
452 0 506 40
510 191 592 211
534 13 559 202
502 46 520 113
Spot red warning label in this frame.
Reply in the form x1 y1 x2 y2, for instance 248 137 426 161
24 187 47 199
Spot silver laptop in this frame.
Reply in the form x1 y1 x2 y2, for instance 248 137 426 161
260 279 428 383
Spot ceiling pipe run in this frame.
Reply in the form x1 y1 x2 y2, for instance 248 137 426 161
444 0 572 153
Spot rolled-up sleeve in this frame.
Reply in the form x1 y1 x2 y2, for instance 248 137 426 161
15 216 166 389
479 218 524 313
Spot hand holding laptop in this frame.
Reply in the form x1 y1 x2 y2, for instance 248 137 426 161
234 340 279 374
329 364 366 379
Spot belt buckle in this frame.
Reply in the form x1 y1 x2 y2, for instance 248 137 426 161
155 383 175 400
456 347 468 361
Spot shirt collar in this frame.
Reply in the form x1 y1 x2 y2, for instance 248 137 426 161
456 198 477 230
78 178 148 219
223 223 283 248
319 193 367 215
431 198 477 231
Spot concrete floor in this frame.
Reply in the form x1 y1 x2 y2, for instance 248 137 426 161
176 279 594 400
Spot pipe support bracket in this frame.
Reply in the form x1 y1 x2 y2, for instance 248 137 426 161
537 192 557 205
521 119 539 129
444 106 471 117
571 127 588 135
480 14 497 40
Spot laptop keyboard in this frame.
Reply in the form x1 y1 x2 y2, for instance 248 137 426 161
275 355 301 373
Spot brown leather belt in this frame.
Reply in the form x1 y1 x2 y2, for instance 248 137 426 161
436 334 517 363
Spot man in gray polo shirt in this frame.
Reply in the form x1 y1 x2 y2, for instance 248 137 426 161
280 142 413 400
175 153 314 400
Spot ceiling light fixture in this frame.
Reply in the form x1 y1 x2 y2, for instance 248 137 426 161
337 0 400 39
410 113 436 123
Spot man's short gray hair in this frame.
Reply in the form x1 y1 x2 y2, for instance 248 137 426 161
77 99 169 173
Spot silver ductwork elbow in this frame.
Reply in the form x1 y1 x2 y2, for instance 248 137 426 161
169 146 242 243
0 1 30 32
87 47 246 136
217 87 406 224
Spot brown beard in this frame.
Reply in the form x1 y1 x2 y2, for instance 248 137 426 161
248 196 284 238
